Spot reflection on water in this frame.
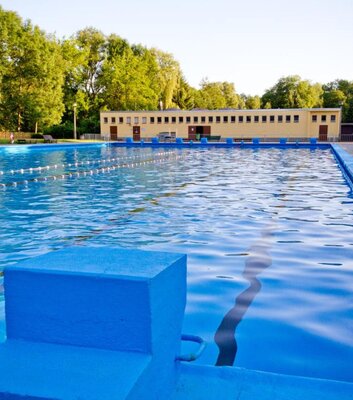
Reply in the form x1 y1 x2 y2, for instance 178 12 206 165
215 225 273 366
0 146 353 382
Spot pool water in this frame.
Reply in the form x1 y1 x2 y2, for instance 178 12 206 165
0 144 353 382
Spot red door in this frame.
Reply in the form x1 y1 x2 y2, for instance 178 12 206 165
133 126 141 141
188 126 196 140
319 125 328 141
202 126 211 137
110 126 118 140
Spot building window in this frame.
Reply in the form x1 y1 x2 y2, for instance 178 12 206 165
157 117 162 124
127 117 131 124
142 117 147 124
231 116 236 123
262 115 267 122
172 116 176 123
312 115 317 122
270 115 275 123
194 116 198 123
321 115 327 122
330 115 336 122
186 116 191 123
111 117 116 123
103 117 108 124
134 117 139 124
224 116 228 123
294 115 299 123
165 117 169 123
216 116 221 123
179 116 184 123
150 117 155 124
201 116 206 123
254 115 259 123
208 116 213 123
286 115 291 123
119 117 124 123
246 116 251 123
278 115 283 123
239 116 244 123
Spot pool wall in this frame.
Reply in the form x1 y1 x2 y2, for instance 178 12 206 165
1 247 353 399
331 144 353 188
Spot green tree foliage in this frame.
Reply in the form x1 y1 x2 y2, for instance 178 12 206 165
261 75 323 109
102 35 159 110
74 28 106 106
173 76 195 110
322 79 353 122
151 49 181 109
195 79 243 109
0 7 65 132
243 95 261 109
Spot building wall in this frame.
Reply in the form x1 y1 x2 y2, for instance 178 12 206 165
100 109 341 141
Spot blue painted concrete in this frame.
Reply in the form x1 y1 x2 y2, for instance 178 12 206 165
1 247 187 400
331 144 353 188
0 340 151 400
0 142 107 152
110 141 330 150
171 364 353 400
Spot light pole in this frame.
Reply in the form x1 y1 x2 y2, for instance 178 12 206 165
73 102 77 140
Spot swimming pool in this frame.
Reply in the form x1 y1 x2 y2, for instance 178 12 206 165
0 144 352 383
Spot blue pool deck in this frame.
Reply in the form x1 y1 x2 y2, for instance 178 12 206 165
0 141 353 399
1 246 353 400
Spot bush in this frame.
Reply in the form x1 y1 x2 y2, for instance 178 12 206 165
31 133 44 139
44 121 74 139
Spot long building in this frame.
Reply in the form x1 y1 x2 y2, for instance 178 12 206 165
100 108 341 141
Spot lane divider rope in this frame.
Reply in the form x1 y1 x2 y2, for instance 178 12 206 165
0 154 184 189
0 151 176 176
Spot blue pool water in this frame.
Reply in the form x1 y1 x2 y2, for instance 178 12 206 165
0 144 353 382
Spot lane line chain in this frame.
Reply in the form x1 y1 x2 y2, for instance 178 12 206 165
0 154 185 189
0 151 176 176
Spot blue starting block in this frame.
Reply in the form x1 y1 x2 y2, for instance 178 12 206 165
0 247 186 400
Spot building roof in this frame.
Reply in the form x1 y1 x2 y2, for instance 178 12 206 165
101 108 341 114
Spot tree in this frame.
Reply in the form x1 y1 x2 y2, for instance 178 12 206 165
173 76 195 109
195 79 243 109
0 9 65 132
74 28 106 106
152 49 181 109
102 35 159 110
244 95 261 109
323 79 353 122
261 75 323 109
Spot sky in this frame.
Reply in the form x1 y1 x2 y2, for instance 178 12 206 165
1 0 353 95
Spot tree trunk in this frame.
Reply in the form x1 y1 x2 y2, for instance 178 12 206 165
17 110 21 132
35 122 38 134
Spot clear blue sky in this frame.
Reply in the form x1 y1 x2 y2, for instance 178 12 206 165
1 0 352 95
